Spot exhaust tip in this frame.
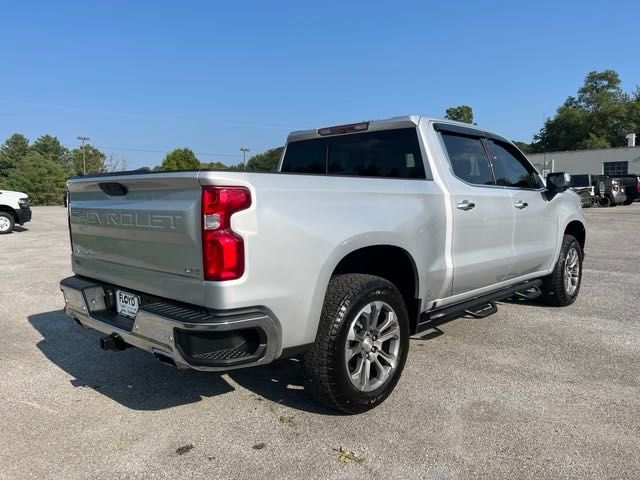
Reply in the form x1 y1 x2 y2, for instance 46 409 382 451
99 333 129 351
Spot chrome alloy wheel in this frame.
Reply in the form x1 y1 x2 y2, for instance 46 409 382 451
344 301 401 392
0 216 11 232
564 247 580 296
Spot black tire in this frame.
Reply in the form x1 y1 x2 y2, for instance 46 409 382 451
598 196 610 208
608 195 616 207
0 212 15 234
303 274 410 414
540 235 583 306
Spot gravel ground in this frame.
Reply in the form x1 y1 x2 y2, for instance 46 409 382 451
1 205 639 479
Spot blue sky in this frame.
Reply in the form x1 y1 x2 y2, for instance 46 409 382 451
1 0 638 168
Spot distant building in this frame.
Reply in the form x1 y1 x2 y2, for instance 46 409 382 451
528 145 640 176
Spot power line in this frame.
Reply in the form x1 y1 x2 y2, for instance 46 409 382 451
63 143 242 159
0 98 294 130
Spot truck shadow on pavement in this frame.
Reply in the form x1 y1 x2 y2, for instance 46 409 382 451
7 226 29 233
28 310 338 415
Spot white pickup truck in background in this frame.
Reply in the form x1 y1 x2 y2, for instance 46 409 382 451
60 115 586 413
0 189 31 234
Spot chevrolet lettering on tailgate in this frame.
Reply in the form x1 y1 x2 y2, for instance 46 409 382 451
70 208 184 231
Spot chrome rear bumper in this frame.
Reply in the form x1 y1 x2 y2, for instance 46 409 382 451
59 276 281 371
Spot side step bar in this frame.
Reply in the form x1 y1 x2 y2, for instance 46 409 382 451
465 302 498 318
416 279 543 333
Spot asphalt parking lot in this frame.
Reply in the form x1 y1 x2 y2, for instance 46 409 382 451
1 205 639 479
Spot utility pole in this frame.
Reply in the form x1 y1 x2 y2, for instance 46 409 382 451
240 147 250 170
77 136 90 174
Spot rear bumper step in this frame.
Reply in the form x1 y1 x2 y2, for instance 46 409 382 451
59 275 281 371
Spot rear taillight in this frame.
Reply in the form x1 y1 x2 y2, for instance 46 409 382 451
201 186 251 281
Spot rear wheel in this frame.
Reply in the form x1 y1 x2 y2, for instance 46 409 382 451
0 212 15 234
304 274 410 414
540 235 583 306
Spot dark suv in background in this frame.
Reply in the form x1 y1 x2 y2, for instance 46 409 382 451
614 174 640 204
571 174 639 207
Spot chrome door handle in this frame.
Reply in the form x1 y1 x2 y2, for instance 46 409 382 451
514 200 528 209
457 200 476 211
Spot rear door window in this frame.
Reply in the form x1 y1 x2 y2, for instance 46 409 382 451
440 133 495 185
281 128 426 179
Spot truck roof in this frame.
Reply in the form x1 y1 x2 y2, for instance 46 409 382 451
286 115 494 143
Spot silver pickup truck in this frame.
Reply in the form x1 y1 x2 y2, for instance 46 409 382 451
60 116 586 413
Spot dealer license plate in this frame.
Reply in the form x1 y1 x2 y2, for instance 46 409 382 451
116 290 139 319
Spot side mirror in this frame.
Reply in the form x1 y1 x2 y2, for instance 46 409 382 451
546 172 571 193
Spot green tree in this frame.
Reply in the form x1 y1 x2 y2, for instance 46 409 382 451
512 141 532 154
530 70 635 152
575 70 625 112
445 105 474 124
246 147 283 171
0 133 30 179
3 151 68 205
160 148 200 170
70 144 107 175
626 87 640 139
200 161 227 170
30 134 70 166
532 103 591 152
225 163 245 171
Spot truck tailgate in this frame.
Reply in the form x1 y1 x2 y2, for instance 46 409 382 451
67 172 205 305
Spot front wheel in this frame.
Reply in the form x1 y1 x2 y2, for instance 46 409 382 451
0 212 15 234
304 274 410 414
540 235 583 306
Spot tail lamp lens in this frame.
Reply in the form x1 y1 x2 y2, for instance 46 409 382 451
201 186 251 281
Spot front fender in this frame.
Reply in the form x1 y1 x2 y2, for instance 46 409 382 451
551 190 586 265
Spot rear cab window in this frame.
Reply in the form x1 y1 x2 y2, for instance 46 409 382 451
279 139 326 174
281 128 426 179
